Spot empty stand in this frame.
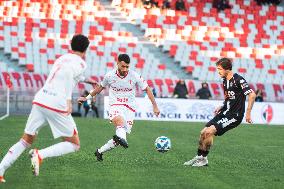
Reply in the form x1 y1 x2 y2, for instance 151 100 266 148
119 0 284 84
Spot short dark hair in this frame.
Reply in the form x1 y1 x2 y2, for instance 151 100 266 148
118 54 130 64
216 58 232 70
71 34 90 53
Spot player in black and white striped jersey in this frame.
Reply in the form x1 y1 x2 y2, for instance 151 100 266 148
184 58 256 167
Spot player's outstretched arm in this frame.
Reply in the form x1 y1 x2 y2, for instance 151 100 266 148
145 86 160 116
245 91 256 123
83 78 98 87
77 85 104 104
89 85 104 97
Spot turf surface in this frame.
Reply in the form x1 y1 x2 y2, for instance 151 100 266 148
0 116 283 189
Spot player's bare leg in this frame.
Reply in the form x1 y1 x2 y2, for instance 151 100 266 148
30 133 80 176
184 126 216 166
192 126 216 167
199 126 215 152
0 134 34 182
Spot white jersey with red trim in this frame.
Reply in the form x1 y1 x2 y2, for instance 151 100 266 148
33 53 86 112
101 69 148 111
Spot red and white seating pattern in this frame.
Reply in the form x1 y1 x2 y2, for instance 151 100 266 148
118 0 284 84
1 71 284 102
0 0 177 80
0 0 108 21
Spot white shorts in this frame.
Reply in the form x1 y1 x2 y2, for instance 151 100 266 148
25 105 78 139
109 105 135 134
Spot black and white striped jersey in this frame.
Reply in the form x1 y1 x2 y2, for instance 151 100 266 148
221 73 254 117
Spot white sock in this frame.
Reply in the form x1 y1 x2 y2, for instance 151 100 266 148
98 139 117 154
38 142 80 160
116 126 127 140
0 139 30 176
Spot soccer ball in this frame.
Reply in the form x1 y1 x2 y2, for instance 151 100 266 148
155 136 171 153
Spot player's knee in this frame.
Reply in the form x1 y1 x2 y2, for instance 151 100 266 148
73 144 80 151
201 128 209 137
64 135 80 148
112 116 124 126
202 129 214 138
205 131 214 138
69 142 80 151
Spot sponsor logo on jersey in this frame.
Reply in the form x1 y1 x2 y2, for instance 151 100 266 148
227 91 235 99
244 89 253 95
261 104 273 124
111 86 133 92
217 117 237 128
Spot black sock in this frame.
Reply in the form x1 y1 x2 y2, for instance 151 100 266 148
203 150 209 157
197 149 209 157
197 149 203 156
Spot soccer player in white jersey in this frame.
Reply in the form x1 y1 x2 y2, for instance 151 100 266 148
78 54 160 161
0 34 93 183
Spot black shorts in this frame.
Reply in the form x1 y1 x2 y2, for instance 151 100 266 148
205 113 243 136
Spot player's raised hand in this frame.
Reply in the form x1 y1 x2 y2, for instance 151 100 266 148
77 96 87 104
245 112 253 124
153 105 160 117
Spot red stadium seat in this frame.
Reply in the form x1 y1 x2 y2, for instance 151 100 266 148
278 65 284 70
26 64 34 72
268 69 276 75
208 66 216 72
186 66 194 73
238 68 247 73
0 0 283 85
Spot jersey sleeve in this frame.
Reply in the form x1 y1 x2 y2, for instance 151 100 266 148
100 72 110 88
237 76 253 96
134 72 148 90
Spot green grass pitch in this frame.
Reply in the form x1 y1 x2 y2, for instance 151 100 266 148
0 116 283 189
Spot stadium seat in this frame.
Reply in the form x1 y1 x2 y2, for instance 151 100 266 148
117 0 283 84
